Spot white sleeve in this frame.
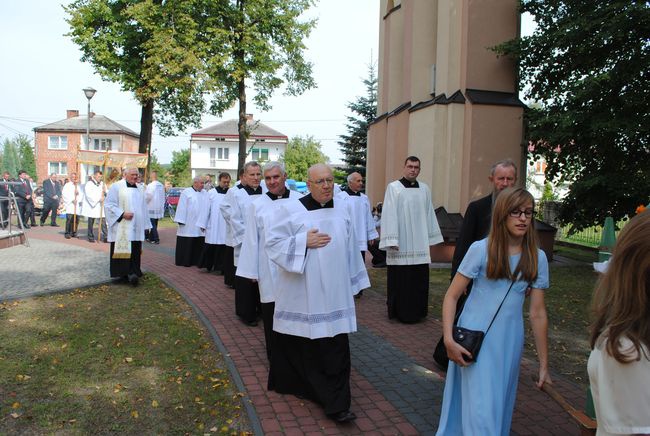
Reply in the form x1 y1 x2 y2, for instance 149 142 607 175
265 205 308 274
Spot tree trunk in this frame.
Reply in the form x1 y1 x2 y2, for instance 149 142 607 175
140 99 154 174
237 78 247 176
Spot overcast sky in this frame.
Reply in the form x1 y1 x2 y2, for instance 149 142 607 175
0 0 380 164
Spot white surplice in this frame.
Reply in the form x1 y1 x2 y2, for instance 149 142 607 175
104 180 151 242
82 180 104 218
61 182 84 215
236 190 301 303
196 188 228 245
265 196 371 339
219 186 262 266
174 187 208 237
145 180 165 219
335 190 379 251
379 180 443 265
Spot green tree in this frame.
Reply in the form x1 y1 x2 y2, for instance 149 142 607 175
338 62 377 177
16 135 37 182
1 138 20 177
204 0 317 174
65 0 227 159
169 149 191 187
148 151 166 182
495 1 650 230
280 136 328 181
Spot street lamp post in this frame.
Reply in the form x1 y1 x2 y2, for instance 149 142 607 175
82 87 96 150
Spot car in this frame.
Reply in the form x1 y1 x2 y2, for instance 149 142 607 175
33 187 44 214
165 187 185 218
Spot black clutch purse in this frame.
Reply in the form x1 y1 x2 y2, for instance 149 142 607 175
452 326 485 362
451 280 515 364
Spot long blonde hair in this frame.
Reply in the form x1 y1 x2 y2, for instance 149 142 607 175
487 188 539 282
590 211 650 363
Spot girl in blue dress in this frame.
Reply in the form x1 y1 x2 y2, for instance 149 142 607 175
436 187 551 435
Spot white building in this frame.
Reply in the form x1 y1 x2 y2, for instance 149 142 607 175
190 114 288 180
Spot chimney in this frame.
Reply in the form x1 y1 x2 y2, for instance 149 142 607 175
67 109 79 119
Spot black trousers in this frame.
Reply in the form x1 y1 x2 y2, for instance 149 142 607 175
16 200 28 226
387 264 430 323
148 218 159 242
40 200 59 225
87 217 107 241
0 199 8 227
268 332 351 415
65 214 79 236
109 241 143 278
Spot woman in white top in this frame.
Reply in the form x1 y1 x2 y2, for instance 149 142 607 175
588 210 650 436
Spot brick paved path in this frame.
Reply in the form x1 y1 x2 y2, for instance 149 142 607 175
16 224 587 435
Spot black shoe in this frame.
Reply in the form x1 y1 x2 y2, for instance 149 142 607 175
372 262 387 268
244 319 258 327
128 274 139 287
113 276 129 284
24 225 31 229
65 234 71 239
51 223 60 227
328 410 357 423
153 240 159 244
88 239 96 243
40 222 45 227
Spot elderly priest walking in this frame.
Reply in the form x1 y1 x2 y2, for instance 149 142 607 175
265 163 370 423
174 177 208 267
104 167 151 286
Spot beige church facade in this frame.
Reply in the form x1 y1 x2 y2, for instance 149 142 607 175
367 0 526 214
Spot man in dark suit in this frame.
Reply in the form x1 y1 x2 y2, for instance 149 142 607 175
13 170 33 229
451 159 518 279
0 171 11 229
40 173 62 227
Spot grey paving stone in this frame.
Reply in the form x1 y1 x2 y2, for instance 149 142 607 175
0 239 109 301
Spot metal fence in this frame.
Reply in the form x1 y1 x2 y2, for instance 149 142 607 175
555 222 626 248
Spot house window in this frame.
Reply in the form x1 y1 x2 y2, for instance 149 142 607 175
48 162 68 175
217 147 229 160
92 138 112 151
210 147 216 167
48 136 68 149
251 148 269 161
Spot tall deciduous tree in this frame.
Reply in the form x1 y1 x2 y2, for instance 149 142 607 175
338 62 377 177
169 149 191 187
1 138 20 177
496 1 650 230
16 135 37 182
280 136 328 181
65 0 227 159
204 0 317 174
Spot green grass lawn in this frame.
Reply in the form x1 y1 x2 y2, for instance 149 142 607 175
367 244 598 389
0 275 250 435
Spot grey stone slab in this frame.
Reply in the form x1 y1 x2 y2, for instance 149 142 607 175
0 239 109 301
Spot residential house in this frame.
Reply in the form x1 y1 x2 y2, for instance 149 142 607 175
190 114 288 181
33 110 139 183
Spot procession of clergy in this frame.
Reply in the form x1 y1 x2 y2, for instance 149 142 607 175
103 157 442 423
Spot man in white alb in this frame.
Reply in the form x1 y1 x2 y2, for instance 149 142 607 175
197 172 231 272
220 161 263 326
104 168 151 286
144 171 165 244
265 163 370 423
379 156 443 323
82 170 106 243
236 162 301 360
62 172 84 239
174 176 208 267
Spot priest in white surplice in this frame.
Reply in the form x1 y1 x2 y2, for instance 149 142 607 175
82 170 107 243
62 172 84 239
236 162 301 361
104 167 151 286
336 172 379 299
174 177 208 267
144 170 165 244
220 161 263 326
197 172 231 272
379 156 443 323
265 164 370 423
